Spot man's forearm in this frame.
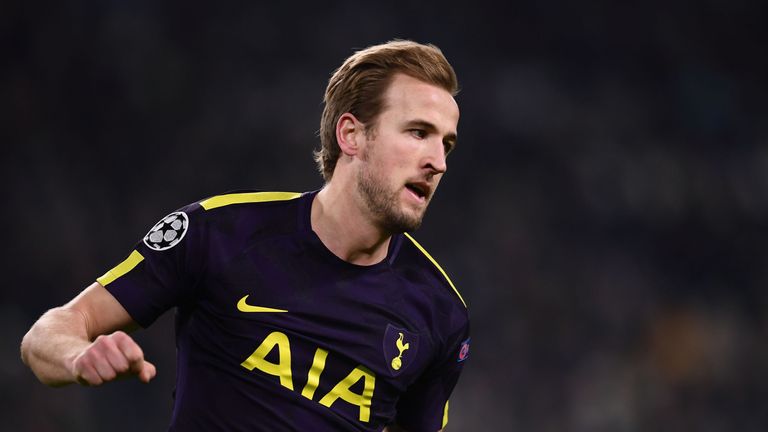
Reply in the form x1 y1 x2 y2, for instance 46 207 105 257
21 307 91 386
22 282 155 387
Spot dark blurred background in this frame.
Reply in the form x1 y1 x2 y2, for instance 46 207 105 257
3 0 768 430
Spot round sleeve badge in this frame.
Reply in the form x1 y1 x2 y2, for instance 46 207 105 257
457 338 470 362
143 211 189 251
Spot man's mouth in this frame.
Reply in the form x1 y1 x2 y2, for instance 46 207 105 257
405 182 430 201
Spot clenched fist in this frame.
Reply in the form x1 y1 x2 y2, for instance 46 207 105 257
71 331 156 386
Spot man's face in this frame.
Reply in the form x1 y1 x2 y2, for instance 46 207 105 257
356 73 459 233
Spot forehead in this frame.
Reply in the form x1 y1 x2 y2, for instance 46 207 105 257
380 73 460 128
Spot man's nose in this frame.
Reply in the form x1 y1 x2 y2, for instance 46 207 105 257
424 139 447 174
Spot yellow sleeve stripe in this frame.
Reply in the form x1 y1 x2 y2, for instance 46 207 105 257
404 233 466 308
96 250 144 286
199 191 302 210
442 400 449 428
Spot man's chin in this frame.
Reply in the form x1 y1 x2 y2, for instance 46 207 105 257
382 207 425 233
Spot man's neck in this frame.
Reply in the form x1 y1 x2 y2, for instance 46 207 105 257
311 184 391 266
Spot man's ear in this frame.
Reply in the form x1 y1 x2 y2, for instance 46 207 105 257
336 113 363 156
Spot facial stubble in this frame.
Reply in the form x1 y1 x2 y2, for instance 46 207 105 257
356 140 427 234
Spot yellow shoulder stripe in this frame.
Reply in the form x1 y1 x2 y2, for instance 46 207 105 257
200 192 302 210
442 400 450 428
404 233 466 308
97 250 144 286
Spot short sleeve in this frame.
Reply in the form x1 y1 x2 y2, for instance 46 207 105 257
96 202 206 327
394 322 471 431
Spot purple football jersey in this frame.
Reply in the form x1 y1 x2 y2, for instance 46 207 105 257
98 191 470 431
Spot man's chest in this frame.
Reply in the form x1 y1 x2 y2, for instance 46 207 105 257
180 236 437 425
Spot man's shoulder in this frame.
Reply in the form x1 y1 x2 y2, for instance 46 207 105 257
196 190 304 212
176 190 307 239
395 233 468 313
186 190 304 220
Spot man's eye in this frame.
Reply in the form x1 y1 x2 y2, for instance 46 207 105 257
410 129 426 139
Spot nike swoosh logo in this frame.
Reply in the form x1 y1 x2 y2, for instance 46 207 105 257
237 295 288 313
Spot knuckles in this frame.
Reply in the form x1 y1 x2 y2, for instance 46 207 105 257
73 331 144 385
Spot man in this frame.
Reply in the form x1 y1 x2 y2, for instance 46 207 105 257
21 40 470 431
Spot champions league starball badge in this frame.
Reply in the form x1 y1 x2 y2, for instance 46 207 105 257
143 211 189 251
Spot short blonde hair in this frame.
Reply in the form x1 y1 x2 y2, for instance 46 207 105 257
315 40 459 181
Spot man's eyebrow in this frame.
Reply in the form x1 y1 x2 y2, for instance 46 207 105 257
404 119 458 144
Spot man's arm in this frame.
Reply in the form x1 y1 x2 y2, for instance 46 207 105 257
20 281 156 386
